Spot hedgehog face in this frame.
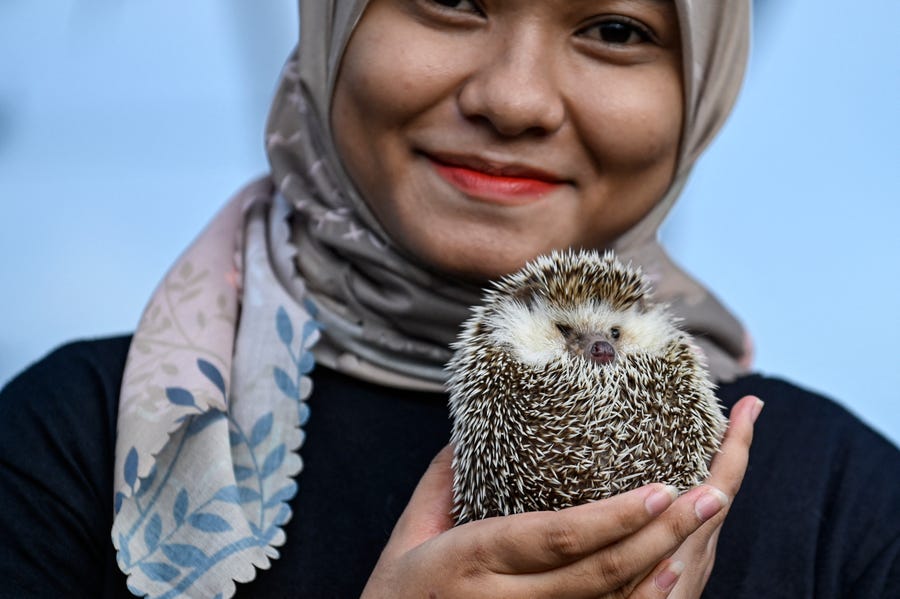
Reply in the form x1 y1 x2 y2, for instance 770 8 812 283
557 323 620 366
472 251 681 370
484 294 677 370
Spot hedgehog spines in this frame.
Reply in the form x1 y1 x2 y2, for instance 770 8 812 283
448 250 726 525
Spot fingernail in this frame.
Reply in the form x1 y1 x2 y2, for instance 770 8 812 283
695 488 729 522
655 560 685 592
645 485 678 516
751 399 765 423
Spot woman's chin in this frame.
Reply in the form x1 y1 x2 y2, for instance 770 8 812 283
403 235 565 283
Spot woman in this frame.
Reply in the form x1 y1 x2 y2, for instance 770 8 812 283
0 1 897 598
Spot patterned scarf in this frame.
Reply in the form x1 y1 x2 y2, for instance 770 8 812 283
112 1 752 597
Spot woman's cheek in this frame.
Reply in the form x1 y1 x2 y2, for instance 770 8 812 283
338 29 464 128
573 75 683 172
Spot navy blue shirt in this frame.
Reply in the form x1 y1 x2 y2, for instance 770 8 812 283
1 337 898 598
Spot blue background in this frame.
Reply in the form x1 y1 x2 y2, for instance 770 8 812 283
1 1 898 445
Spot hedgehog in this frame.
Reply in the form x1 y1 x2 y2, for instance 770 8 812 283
447 249 727 525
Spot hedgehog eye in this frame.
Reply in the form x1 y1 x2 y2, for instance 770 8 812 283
610 327 621 340
556 323 573 338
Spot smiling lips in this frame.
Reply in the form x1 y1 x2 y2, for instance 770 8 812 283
429 154 566 205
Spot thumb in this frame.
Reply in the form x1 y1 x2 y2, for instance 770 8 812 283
387 444 456 555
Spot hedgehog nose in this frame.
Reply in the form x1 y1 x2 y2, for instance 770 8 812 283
588 340 616 365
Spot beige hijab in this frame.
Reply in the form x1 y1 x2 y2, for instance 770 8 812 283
267 0 753 386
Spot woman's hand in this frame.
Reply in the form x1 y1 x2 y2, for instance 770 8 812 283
362 394 760 599
664 394 763 598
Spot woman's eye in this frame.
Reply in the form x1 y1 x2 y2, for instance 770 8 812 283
582 19 653 45
426 0 481 13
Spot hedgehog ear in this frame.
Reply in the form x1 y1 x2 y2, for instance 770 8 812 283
511 277 540 308
634 296 648 314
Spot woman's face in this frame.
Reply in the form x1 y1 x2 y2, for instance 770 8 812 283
332 0 683 281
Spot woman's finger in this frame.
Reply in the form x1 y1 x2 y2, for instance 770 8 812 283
505 484 728 598
706 395 762 508
633 558 686 599
473 483 679 573
382 444 456 558
661 395 762 598
457 396 763 591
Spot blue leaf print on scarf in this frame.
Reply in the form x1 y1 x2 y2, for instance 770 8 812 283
145 514 162 553
303 297 319 318
124 447 138 490
118 303 321 598
261 444 286 479
272 305 317 431
264 482 298 509
197 358 226 397
239 487 262 503
161 544 208 568
229 430 242 447
249 413 273 448
173 489 189 527
271 503 291 526
139 562 180 583
233 465 253 481
186 410 225 437
298 402 310 426
119 533 131 567
166 387 196 408
298 351 315 375
248 521 263 539
136 464 157 498
273 367 299 400
211 485 261 505
189 513 232 533
114 492 126 515
212 485 241 503
301 319 319 344
276 306 294 346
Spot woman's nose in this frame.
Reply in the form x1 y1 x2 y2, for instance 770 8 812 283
457 32 566 138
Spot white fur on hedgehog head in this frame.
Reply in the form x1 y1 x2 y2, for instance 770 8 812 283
479 250 680 369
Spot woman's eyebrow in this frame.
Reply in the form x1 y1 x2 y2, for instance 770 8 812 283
567 0 672 4
580 0 674 19
617 0 676 16
572 0 674 9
